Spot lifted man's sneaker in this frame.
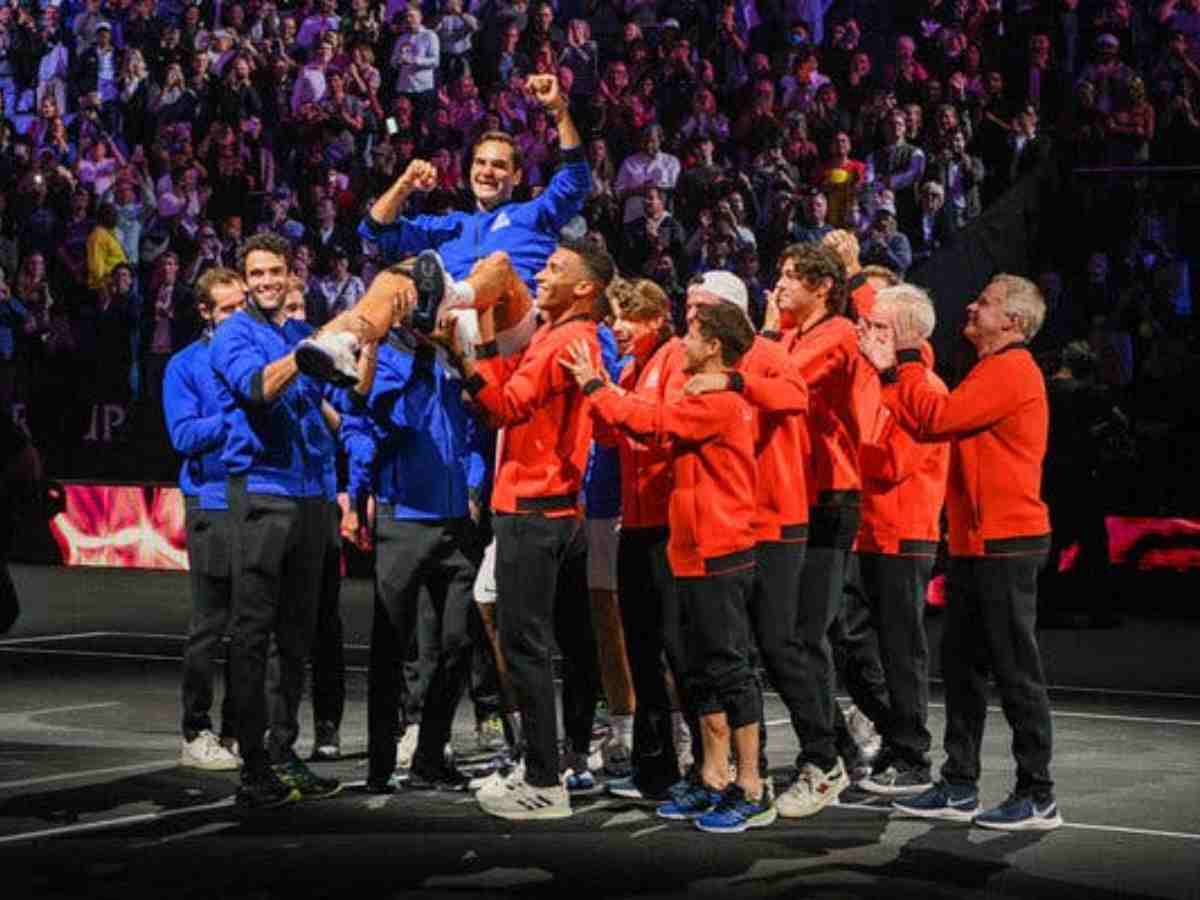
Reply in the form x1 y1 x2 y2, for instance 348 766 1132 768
409 250 448 334
295 330 360 386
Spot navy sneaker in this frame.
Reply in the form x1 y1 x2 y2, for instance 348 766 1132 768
891 780 979 822
607 775 672 802
409 250 447 334
860 765 934 797
975 793 1063 831
695 784 778 834
657 779 723 821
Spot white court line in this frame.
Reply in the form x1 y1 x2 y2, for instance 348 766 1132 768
9 635 1200 703
5 647 1198 725
0 797 235 846
631 824 668 839
0 632 112 646
1062 822 1200 841
0 762 180 791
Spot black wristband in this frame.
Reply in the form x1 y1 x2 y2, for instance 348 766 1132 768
475 340 500 360
897 348 923 365
880 367 899 385
760 330 783 342
561 144 585 163
464 373 486 395
582 377 605 396
727 372 745 393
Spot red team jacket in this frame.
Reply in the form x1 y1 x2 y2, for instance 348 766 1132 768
736 336 811 543
857 359 951 556
780 314 875 501
586 378 757 578
592 337 688 530
468 315 600 517
888 343 1050 557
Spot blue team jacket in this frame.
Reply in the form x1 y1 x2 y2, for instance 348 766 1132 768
357 148 591 291
209 306 336 499
163 336 229 510
341 331 484 520
583 324 626 520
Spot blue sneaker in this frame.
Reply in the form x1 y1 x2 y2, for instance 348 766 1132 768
564 768 601 795
891 780 979 822
975 793 1063 831
657 780 722 821
695 784 778 834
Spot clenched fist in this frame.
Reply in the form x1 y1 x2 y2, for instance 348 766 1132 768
398 159 438 193
525 74 566 115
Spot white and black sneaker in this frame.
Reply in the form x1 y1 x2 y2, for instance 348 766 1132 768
295 330 360 386
477 771 572 821
860 765 933 797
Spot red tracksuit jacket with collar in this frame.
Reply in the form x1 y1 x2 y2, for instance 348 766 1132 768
468 314 600 517
591 336 687 531
736 336 811 543
887 342 1050 558
586 377 757 578
858 347 950 556
779 313 875 501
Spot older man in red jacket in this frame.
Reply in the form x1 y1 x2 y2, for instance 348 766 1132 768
859 274 1061 832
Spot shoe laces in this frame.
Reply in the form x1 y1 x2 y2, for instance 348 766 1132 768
711 783 748 813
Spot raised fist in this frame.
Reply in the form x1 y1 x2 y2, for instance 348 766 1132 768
399 158 437 192
525 74 566 114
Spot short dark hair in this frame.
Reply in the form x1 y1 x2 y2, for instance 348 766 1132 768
238 232 292 275
778 242 848 315
96 202 119 229
560 236 615 292
694 302 754 367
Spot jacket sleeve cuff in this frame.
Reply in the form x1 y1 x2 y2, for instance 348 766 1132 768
465 373 486 396
896 349 924 366
475 340 500 361
582 378 605 396
726 372 745 393
250 368 265 405
760 330 782 342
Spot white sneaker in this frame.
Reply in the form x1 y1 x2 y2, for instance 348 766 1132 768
295 330 361 386
477 771 572 821
396 724 420 770
845 705 882 764
776 760 850 818
472 759 525 797
180 730 241 771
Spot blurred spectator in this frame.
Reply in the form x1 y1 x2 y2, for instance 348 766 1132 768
1078 32 1137 115
392 4 440 121
613 123 679 224
859 204 912 276
315 244 365 323
867 107 926 226
621 186 687 277
925 127 984 229
86 202 128 292
904 180 954 268
792 186 834 244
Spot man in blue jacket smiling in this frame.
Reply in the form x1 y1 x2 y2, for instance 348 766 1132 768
210 233 348 811
339 287 486 794
164 266 245 773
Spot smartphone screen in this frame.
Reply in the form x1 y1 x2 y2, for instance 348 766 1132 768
386 117 399 135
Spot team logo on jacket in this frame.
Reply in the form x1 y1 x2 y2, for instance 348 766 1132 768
490 212 512 232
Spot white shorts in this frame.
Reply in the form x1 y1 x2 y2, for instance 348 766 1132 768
473 537 498 605
585 517 620 592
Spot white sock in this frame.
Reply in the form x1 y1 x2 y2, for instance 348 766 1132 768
611 714 634 747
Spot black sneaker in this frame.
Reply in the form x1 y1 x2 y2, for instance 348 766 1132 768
409 250 447 334
310 722 341 762
275 754 343 800
236 767 301 812
407 764 471 792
